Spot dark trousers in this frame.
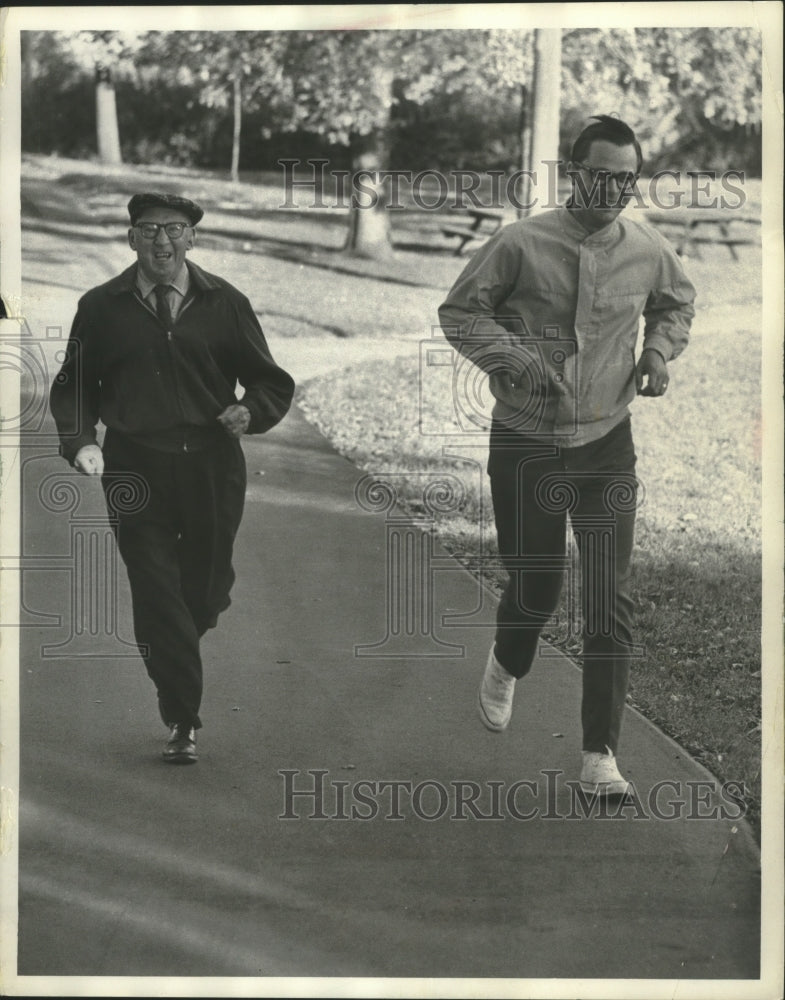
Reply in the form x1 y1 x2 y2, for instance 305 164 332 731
488 417 638 754
102 431 246 729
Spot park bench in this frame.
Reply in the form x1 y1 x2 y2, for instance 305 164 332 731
442 207 504 255
646 209 761 260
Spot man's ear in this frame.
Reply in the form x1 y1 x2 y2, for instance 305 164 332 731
128 228 136 250
186 228 196 250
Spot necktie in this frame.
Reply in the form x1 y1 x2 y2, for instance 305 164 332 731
153 284 174 328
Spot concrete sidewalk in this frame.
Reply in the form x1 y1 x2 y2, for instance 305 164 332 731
16 401 760 984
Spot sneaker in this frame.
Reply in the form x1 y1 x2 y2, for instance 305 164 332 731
478 645 516 732
163 723 198 764
580 747 630 796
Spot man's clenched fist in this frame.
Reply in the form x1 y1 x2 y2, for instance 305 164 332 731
217 404 251 438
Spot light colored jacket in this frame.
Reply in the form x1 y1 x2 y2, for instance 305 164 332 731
438 206 696 446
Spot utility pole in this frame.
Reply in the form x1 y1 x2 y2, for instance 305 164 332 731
521 29 561 217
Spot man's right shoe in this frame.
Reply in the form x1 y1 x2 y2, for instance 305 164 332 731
163 723 198 764
478 646 516 732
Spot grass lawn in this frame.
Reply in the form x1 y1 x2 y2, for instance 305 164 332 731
21 155 765 837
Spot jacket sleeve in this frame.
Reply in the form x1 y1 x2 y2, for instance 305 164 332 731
641 237 696 362
437 229 534 376
230 293 295 434
48 297 102 465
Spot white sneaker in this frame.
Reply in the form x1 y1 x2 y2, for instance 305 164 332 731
580 747 630 796
478 646 516 732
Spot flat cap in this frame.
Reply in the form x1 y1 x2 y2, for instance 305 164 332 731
128 192 204 226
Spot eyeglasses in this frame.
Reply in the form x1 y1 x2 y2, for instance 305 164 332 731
134 222 191 240
571 162 639 188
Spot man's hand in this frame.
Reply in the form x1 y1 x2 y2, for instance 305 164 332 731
217 403 251 438
74 444 104 476
635 349 670 397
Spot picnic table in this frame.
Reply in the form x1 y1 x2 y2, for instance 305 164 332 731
646 209 761 260
441 207 504 255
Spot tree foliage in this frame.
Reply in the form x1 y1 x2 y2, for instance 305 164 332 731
560 27 762 171
21 26 763 175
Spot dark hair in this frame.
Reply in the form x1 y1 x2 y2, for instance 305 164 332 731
570 115 642 172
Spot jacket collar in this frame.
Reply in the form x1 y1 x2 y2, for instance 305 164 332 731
106 260 223 296
558 204 621 246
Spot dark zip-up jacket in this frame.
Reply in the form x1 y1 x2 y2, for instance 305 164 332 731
50 261 295 463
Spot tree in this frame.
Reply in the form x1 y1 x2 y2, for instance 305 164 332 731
20 27 762 180
95 64 122 164
63 31 145 164
274 29 512 257
560 27 762 172
637 27 762 172
183 33 290 183
273 31 405 257
129 31 293 179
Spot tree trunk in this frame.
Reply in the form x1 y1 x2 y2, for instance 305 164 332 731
95 65 122 165
343 130 393 259
230 73 242 183
526 29 561 217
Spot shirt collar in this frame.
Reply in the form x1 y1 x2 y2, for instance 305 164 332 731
106 261 223 297
136 263 190 300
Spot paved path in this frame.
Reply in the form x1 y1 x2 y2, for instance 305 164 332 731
16 400 760 985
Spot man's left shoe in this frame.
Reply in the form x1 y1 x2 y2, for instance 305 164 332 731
163 723 198 764
580 747 630 796
478 645 516 732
